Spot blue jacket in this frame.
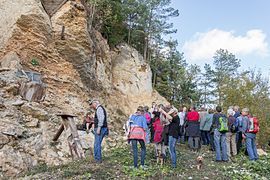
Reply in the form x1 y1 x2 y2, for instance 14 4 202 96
234 111 241 119
241 115 256 138
129 114 147 130
235 115 246 132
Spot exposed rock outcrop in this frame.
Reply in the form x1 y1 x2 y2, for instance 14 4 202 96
0 0 167 177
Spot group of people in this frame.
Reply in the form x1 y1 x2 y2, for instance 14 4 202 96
126 103 260 168
84 99 260 169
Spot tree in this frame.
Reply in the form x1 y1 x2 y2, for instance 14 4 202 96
199 63 215 108
212 49 241 105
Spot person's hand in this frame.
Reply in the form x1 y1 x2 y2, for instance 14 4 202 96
242 133 246 139
97 127 101 135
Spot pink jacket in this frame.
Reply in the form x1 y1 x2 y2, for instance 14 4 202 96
153 118 163 143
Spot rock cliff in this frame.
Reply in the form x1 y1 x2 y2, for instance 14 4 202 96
0 0 167 177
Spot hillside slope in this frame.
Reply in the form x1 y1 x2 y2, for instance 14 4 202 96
0 0 167 177
21 143 270 179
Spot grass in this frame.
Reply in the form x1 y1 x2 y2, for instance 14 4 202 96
20 142 270 179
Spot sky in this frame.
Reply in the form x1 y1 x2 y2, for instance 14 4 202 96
168 0 270 77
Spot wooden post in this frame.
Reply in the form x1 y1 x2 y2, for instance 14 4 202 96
52 124 64 141
56 114 85 159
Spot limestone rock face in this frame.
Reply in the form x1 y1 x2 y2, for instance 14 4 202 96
112 44 152 96
0 0 168 177
0 51 22 70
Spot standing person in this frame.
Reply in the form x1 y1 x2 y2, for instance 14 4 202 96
150 102 158 142
235 106 244 154
144 106 151 144
226 109 237 160
207 109 215 151
128 106 148 168
167 108 180 168
186 107 201 151
178 106 187 144
159 104 172 158
152 111 164 158
233 106 241 118
199 108 209 145
240 108 259 161
212 106 228 162
89 99 109 163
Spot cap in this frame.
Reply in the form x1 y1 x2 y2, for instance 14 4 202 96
88 99 98 105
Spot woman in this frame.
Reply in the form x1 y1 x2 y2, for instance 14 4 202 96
128 106 148 168
153 111 164 158
167 108 180 168
186 107 201 151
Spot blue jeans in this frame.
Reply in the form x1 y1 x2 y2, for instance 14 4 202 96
214 129 228 161
131 139 146 168
246 134 259 160
201 130 210 145
236 131 243 154
94 127 108 162
169 136 177 168
146 127 150 144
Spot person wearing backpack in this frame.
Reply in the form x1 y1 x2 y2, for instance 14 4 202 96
226 109 237 160
212 106 228 162
241 108 259 161
128 106 148 168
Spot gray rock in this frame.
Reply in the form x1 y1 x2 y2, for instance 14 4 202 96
12 99 25 106
0 134 9 148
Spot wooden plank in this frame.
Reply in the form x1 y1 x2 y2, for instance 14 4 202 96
41 0 69 17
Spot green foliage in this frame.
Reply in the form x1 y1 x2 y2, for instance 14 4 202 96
31 58 39 66
224 153 270 180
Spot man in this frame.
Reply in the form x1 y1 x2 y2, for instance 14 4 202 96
89 99 108 163
240 108 259 161
212 106 228 162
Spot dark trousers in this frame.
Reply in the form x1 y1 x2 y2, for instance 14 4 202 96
236 131 243 154
209 132 215 151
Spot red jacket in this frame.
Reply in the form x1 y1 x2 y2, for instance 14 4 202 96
153 118 163 143
187 111 200 121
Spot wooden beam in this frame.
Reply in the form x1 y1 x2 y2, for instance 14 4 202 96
52 124 64 141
